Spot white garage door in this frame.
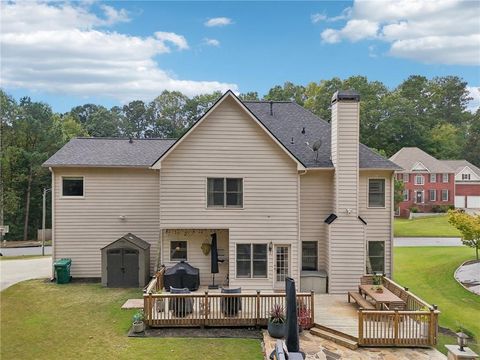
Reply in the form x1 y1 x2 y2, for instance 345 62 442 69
467 196 480 209
455 196 465 208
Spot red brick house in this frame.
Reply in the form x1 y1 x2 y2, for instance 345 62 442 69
390 148 455 217
441 160 480 209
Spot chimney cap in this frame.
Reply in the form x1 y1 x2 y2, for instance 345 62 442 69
331 90 360 103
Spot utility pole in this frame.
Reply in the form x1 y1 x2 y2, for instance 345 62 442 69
42 188 51 256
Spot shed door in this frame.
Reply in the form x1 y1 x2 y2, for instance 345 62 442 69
107 248 139 287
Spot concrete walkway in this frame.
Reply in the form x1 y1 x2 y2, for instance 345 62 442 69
394 237 463 247
0 246 52 256
0 257 52 291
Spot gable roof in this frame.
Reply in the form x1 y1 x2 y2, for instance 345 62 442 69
43 138 175 168
441 160 480 177
44 90 401 170
101 233 150 250
389 147 453 173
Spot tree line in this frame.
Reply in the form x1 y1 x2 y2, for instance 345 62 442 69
1 75 479 241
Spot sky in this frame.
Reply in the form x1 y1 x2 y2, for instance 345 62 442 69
1 0 479 113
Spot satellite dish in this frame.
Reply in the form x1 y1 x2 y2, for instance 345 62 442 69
312 140 322 152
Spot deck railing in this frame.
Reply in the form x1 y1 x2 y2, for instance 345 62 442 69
143 277 314 328
358 275 439 347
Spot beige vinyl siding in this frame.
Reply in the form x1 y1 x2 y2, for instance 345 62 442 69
300 171 334 271
329 100 365 294
53 167 160 277
359 170 394 276
162 229 229 286
159 97 299 290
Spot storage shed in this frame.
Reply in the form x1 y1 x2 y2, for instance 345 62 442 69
101 233 150 288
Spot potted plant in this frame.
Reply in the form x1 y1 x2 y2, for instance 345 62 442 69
155 290 165 313
372 273 384 293
132 309 145 333
268 304 286 339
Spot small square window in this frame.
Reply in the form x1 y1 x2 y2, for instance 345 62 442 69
368 179 385 207
170 241 187 261
236 243 267 278
207 178 243 208
62 177 84 197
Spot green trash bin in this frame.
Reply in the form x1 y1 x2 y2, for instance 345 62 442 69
54 258 72 284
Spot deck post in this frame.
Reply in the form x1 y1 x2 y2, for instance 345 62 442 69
309 290 315 327
148 293 153 326
358 310 364 344
394 310 399 346
429 308 435 345
203 291 209 328
256 290 260 328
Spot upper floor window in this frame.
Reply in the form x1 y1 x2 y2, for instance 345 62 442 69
368 179 385 207
462 173 471 180
207 178 243 208
403 173 409 182
430 174 437 183
62 177 84 197
442 174 449 183
415 175 424 185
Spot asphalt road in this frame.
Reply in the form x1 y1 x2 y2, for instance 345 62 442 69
0 257 52 291
0 246 52 256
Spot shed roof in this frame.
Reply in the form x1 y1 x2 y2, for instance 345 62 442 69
101 233 150 250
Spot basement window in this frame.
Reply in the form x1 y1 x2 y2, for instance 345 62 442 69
62 177 84 197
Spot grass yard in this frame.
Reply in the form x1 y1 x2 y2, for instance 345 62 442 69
0 281 263 360
394 215 462 237
394 246 480 354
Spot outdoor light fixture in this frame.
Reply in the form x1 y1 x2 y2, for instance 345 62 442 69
456 332 469 351
346 208 352 214
119 215 126 221
268 241 273 252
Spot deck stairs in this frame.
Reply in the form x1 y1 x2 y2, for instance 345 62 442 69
309 323 359 350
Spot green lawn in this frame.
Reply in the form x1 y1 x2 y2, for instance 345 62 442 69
0 281 262 360
394 246 480 354
394 215 462 237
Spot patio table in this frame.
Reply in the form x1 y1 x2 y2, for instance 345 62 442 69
358 284 405 310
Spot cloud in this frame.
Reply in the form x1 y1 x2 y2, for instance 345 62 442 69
203 38 220 47
467 86 480 113
0 2 237 102
311 13 327 24
204 17 233 27
320 0 480 65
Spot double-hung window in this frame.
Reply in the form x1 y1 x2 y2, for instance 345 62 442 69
207 178 243 208
429 189 436 202
403 173 409 183
415 175 424 185
62 177 84 197
430 174 437 183
236 244 267 278
368 179 385 207
403 189 409 201
442 190 449 201
302 242 318 271
442 174 449 183
367 241 385 274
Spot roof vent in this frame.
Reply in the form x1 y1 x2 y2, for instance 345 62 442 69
291 137 294 144
301 127 306 135
269 101 273 116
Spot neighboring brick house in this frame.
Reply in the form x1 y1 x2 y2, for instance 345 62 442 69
389 147 455 217
441 160 480 209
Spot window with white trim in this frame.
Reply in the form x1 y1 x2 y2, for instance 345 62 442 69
302 241 318 271
207 178 243 208
442 189 449 201
170 241 187 261
415 174 424 185
62 177 84 197
442 174 449 183
429 189 436 202
236 244 267 278
403 173 409 182
368 179 385 207
462 173 471 180
403 189 409 201
367 241 385 274
430 174 437 183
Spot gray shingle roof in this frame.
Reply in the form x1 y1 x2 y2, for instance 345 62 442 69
43 138 175 167
441 160 480 177
44 97 401 170
389 147 454 173
244 101 401 169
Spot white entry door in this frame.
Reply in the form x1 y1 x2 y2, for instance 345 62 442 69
455 196 466 208
274 245 290 289
467 196 480 209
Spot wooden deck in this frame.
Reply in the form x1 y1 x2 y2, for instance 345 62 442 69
314 294 359 338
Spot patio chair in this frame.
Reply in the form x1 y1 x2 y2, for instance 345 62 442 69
220 287 242 317
169 286 193 317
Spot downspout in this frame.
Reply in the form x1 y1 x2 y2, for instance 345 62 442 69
390 173 394 278
49 167 55 280
298 169 307 287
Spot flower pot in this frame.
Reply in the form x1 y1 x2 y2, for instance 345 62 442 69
132 321 145 333
268 321 285 339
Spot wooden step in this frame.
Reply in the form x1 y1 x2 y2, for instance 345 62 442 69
312 323 358 342
310 325 358 350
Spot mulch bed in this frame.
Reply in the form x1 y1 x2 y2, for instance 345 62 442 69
128 326 263 339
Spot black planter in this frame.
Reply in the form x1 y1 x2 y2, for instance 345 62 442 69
268 321 286 339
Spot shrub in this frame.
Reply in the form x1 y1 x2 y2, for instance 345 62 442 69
269 304 285 324
410 206 419 213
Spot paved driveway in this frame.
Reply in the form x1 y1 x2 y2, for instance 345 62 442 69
0 246 52 256
0 257 52 291
394 237 463 247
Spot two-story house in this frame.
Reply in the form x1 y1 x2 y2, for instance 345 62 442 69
43 90 401 294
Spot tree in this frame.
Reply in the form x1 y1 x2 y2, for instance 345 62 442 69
428 123 463 160
464 109 480 167
448 210 480 260
239 92 259 101
264 82 306 105
121 100 148 138
304 77 343 121
147 91 189 138
394 179 405 210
